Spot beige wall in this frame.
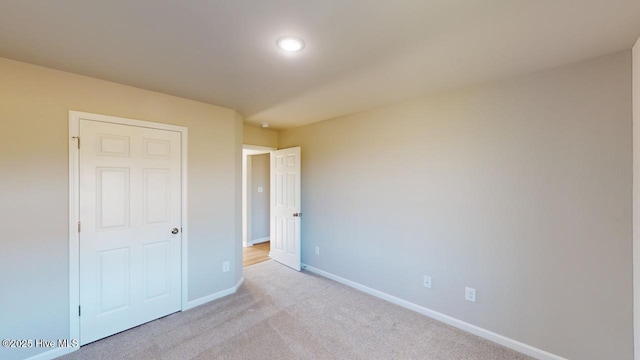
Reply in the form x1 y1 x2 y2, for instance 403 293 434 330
234 112 244 283
0 58 242 360
243 125 278 148
280 51 633 359
633 37 640 360
250 154 270 240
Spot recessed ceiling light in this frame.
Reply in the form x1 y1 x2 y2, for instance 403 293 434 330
276 36 305 52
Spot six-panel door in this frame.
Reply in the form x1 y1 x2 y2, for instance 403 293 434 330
270 147 301 271
79 120 181 344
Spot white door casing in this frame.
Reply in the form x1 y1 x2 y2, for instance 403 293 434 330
69 111 188 349
270 147 301 271
242 145 276 247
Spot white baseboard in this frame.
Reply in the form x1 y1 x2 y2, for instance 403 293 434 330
183 276 245 311
24 346 72 360
235 276 245 291
251 237 269 245
301 264 566 360
243 237 268 247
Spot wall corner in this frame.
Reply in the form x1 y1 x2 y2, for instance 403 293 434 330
633 36 640 360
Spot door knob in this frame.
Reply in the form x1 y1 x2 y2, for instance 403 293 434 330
293 213 302 218
171 228 179 234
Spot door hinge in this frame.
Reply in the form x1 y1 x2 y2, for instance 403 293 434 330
72 136 80 149
78 221 81 233
78 306 81 317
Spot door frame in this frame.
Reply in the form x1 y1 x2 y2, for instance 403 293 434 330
242 145 275 247
68 110 189 348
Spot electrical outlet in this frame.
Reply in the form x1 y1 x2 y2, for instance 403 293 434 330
423 275 432 289
465 287 476 302
315 246 320 255
222 261 230 272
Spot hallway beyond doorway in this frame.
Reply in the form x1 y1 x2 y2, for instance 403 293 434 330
243 241 270 267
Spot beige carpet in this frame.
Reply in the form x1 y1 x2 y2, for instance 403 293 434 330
61 260 532 360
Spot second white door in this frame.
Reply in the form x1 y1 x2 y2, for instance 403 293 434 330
270 147 301 271
79 119 182 344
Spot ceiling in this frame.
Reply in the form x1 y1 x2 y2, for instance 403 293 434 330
1 1 639 130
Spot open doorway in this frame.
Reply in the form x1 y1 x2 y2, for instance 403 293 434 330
242 145 275 267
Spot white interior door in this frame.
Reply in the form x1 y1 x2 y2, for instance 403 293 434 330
270 147 301 271
79 119 182 344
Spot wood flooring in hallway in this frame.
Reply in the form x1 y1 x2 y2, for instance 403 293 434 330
243 241 270 267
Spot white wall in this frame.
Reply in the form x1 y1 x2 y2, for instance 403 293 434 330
280 51 633 359
0 58 242 360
